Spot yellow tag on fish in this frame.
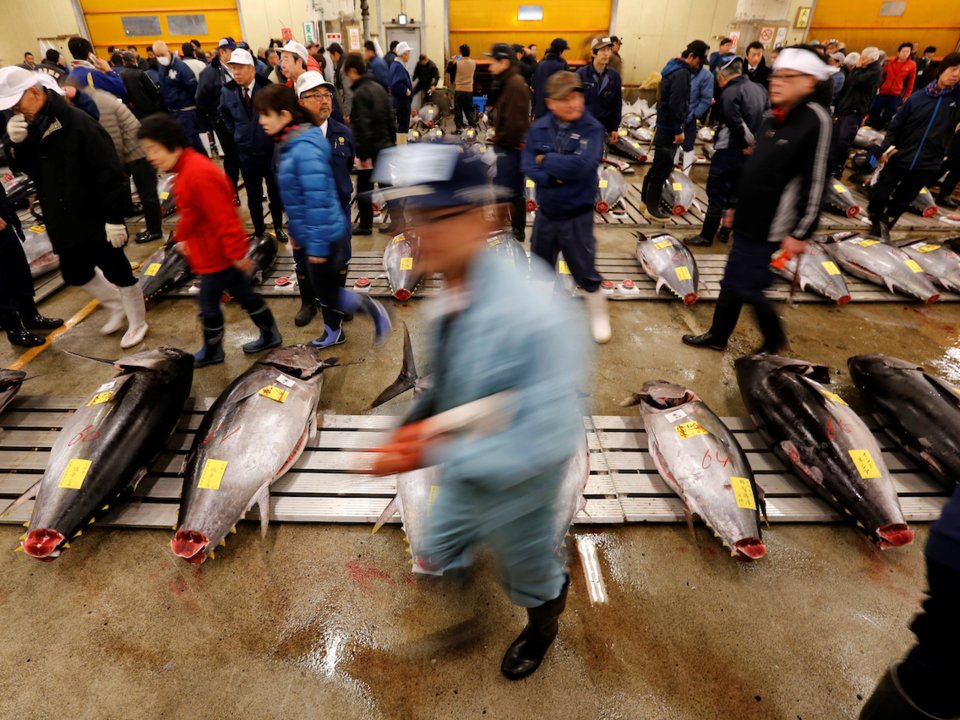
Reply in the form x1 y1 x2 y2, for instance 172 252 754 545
87 391 114 407
821 261 841 275
631 141 641 148
391 233 405 244
905 259 923 273
59 458 92 490
29 225 45 233
919 187 927 194
400 257 414 270
258 386 288 403
525 178 535 188
857 239 880 247
598 179 609 188
820 389 848 406
675 266 692 281
916 244 940 253
144 263 162 277
730 476 756 510
558 260 571 275
198 459 228 490
160 191 170 200
675 421 707 439
833 183 847 193
672 182 683 191
849 449 881 479
655 240 673 250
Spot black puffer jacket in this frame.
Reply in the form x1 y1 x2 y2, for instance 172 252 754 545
119 65 162 118
880 84 960 172
2 91 128 253
350 74 397 160
835 60 883 117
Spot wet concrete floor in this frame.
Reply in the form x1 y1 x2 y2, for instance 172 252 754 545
0 174 956 719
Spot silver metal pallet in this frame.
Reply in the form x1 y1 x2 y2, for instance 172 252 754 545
0 396 947 529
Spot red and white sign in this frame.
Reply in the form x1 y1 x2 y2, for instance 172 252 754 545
758 26 775 47
325 33 342 45
729 31 741 51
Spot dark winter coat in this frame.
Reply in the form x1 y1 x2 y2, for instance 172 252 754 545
157 57 199 111
119 65 162 118
350 75 397 160
219 74 274 157
714 75 769 151
577 63 622 133
531 52 569 118
492 65 531 150
835 61 883 117
656 58 693 136
197 56 232 128
880 84 960 172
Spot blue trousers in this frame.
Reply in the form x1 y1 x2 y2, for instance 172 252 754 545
868 94 901 130
495 147 526 241
197 266 266 326
173 108 207 156
239 152 284 236
681 117 698 152
719 232 777 305
531 208 603 292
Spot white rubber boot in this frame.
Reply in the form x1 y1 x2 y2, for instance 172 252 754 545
118 284 149 348
584 289 611 344
682 150 696 175
79 269 125 335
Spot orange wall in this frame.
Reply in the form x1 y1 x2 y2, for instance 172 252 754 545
810 0 960 56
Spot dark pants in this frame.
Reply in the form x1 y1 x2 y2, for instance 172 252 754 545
57 238 137 288
531 207 603 292
830 113 861 178
356 167 376 229
647 138 678 191
0 226 34 309
867 163 939 220
454 91 476 129
705 148 746 210
306 252 349 331
897 556 960 718
215 119 241 193
395 100 412 133
495 147 525 241
868 94 901 130
240 153 284 236
173 108 207 156
681 118 697 152
711 232 784 349
126 157 161 234
197 266 266 325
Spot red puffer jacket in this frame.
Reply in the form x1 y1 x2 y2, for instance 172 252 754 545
171 148 248 274
878 57 917 97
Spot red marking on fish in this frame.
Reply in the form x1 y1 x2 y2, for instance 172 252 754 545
68 424 101 447
346 559 395 592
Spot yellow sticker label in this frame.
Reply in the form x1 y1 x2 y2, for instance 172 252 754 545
833 183 847 193
820 389 848 406
428 485 440 508
598 179 609 188
86 391 114 407
672 182 683 191
675 266 692 281
822 261 841 276
144 263 162 277
198 459 228 490
159 191 170 200
58 458 92 490
558 260 571 275
919 187 927 194
916 244 940 253
857 239 880 247
655 240 673 250
400 257 414 271
849 449 881 479
525 179 535 188
905 259 923 273
675 421 707 439
730 476 756 510
631 141 641 149
29 225 45 233
258 386 288 403
391 233 405 244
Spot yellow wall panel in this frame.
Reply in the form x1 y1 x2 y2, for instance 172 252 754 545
810 0 960 56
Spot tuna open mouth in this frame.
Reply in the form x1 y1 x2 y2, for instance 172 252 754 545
836 294 852 305
393 288 412 301
876 523 914 548
22 528 65 560
846 205 860 218
672 205 686 216
734 538 767 560
922 206 937 218
171 530 209 563
683 292 697 305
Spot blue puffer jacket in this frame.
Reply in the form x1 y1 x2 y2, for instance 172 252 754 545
219 75 274 157
157 57 198 111
277 126 349 258
688 66 714 122
521 110 604 218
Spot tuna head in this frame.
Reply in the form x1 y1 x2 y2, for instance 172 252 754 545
734 354 832 389
259 344 337 380
622 379 700 410
116 346 195 377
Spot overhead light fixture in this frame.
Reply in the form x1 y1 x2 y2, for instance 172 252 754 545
397 12 408 24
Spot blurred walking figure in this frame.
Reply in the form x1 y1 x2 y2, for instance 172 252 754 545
447 44 477 132
366 144 590 681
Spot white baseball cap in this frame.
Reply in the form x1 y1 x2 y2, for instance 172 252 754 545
226 48 254 66
0 67 63 111
282 41 309 64
395 42 412 56
295 70 335 98
773 47 838 81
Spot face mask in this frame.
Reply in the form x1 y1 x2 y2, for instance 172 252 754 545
157 55 171 67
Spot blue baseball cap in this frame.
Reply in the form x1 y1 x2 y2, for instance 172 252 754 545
217 37 237 50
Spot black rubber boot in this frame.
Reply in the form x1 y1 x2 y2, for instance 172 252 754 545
1 310 45 348
717 225 731 243
859 666 947 720
938 173 959 209
17 296 63 330
339 264 353 321
501 576 569 681
294 271 317 327
640 174 651 207
194 321 225 368
870 215 891 241
687 206 721 246
754 303 787 354
242 306 282 354
644 182 671 221
682 289 743 350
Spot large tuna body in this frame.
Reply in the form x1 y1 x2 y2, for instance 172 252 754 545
157 174 176 217
0 369 25 416
636 232 699 304
769 243 851 304
908 187 938 218
172 346 333 564
628 380 765 560
139 240 193 301
854 126 884 150
826 234 940 303
246 232 278 285
383 231 423 301
18 347 194 560
848 354 960 487
736 354 912 548
609 135 649 163
821 177 861 218
596 166 627 214
661 170 696 216
897 240 960 293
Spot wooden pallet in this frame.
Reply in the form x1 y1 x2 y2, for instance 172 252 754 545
0 396 947 530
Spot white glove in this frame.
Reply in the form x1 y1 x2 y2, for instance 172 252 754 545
105 223 128 248
6 114 28 144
